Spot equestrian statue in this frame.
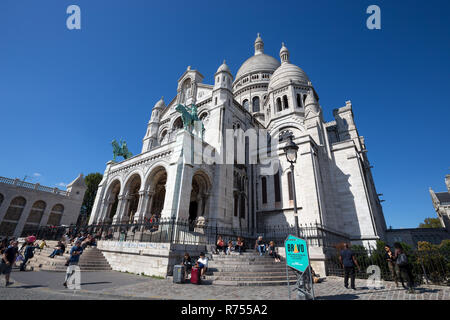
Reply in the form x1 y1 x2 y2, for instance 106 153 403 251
112 139 133 161
175 103 204 138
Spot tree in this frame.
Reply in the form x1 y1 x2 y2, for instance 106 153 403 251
79 173 103 224
418 217 442 229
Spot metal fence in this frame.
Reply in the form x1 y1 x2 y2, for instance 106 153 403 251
325 245 450 286
17 219 350 250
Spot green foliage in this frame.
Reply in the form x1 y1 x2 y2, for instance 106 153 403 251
80 173 103 220
418 217 442 229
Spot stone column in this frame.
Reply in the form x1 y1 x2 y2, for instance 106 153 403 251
133 191 146 223
39 205 52 227
112 195 126 224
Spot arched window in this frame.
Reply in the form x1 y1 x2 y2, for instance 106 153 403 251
47 204 64 226
296 94 302 108
276 98 282 112
261 177 267 204
180 78 192 104
287 172 294 201
160 129 168 144
4 197 26 221
234 193 239 217
26 200 46 224
0 193 3 207
283 95 289 109
240 194 246 219
303 94 307 104
0 196 27 236
252 96 260 112
173 117 183 131
243 99 249 111
274 171 281 202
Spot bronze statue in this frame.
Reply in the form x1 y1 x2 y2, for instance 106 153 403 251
112 139 133 161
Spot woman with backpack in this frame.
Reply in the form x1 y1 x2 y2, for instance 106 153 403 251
393 242 415 293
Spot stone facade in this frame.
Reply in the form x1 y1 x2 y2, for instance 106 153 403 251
430 175 450 232
0 174 87 237
89 35 387 249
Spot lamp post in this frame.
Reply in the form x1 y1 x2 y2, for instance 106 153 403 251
283 134 300 237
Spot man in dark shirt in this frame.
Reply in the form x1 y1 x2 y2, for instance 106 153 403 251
1 240 19 286
63 240 83 288
339 243 360 290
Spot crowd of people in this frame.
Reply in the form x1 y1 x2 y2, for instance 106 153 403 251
0 230 100 287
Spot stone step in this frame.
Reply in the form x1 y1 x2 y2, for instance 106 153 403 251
206 275 297 281
208 267 286 273
212 279 297 286
207 271 289 276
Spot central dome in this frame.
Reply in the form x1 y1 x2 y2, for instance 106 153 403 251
235 54 280 80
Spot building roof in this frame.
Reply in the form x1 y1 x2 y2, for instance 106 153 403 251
235 53 280 80
435 192 450 204
67 174 86 189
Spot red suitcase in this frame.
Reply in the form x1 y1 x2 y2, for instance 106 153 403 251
190 267 201 285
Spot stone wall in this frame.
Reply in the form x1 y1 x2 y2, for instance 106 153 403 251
97 240 207 277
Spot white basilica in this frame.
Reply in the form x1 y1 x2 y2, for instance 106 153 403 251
89 34 387 246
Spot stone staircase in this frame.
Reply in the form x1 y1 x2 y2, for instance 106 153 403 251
27 241 112 272
205 251 298 286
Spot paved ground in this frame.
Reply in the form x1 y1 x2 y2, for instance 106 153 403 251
1 270 449 300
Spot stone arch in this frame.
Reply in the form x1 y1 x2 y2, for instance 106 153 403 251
122 173 142 223
252 96 260 112
173 116 183 131
144 165 168 219
0 196 27 236
103 179 121 223
21 200 47 236
47 204 64 226
189 170 212 223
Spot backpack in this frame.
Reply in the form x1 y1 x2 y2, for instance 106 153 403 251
396 253 408 266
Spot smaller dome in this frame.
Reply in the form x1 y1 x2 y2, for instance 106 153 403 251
269 63 310 90
217 60 231 74
154 96 165 109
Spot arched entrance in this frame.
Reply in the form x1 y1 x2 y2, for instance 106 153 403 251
123 174 141 223
104 180 121 223
189 171 211 225
146 167 167 219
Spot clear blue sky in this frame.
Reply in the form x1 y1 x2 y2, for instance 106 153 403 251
0 0 449 228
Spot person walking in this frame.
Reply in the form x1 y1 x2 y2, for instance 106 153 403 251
393 242 415 293
63 240 83 288
19 242 39 271
384 245 399 287
339 243 360 290
0 240 19 287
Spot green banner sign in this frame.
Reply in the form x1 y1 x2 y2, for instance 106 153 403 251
285 234 309 272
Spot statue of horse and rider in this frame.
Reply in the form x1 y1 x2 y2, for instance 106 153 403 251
175 103 204 138
112 139 133 161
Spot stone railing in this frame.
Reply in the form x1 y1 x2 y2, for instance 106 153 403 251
0 176 69 196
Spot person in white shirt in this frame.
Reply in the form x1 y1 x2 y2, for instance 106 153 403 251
196 252 208 278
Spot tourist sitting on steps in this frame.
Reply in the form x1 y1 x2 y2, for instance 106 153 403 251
255 236 266 256
49 241 66 258
267 241 281 262
181 252 193 279
225 241 234 255
196 252 208 279
235 237 245 254
215 235 225 254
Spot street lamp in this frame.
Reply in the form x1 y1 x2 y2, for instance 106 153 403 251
283 134 300 237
